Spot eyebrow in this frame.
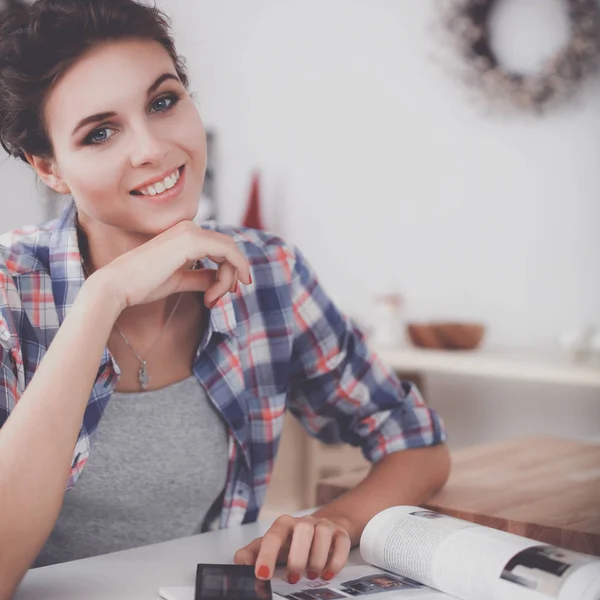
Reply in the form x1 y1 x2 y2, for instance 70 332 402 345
71 73 180 138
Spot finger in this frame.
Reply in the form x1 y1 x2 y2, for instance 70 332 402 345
175 269 217 293
234 537 263 566
286 519 316 583
306 520 334 579
254 516 295 580
188 234 251 285
205 262 237 307
171 223 250 282
230 269 238 294
322 529 352 580
207 255 250 289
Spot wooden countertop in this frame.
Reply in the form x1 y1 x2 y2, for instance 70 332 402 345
316 436 600 556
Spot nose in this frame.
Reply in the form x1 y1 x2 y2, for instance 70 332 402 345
128 124 167 168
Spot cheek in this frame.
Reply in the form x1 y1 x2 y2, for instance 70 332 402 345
62 155 124 214
176 104 207 165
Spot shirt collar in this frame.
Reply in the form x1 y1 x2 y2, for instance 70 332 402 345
205 293 238 337
191 217 239 338
48 199 238 338
49 199 85 328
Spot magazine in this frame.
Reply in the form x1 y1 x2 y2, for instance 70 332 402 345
159 506 600 600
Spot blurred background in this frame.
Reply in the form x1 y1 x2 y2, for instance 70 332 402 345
1 0 599 515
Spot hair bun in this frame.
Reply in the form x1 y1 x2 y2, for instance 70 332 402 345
0 0 31 30
0 1 32 58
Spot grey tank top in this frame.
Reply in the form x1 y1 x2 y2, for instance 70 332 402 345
34 375 228 567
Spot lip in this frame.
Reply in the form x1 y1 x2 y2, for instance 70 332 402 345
132 165 186 204
130 165 183 193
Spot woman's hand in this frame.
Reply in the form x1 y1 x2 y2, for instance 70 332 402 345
233 515 352 584
93 220 251 311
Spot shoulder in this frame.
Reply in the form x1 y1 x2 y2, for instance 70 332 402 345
0 220 57 346
0 219 56 277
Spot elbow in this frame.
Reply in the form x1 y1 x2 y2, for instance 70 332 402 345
0 564 28 600
0 544 33 600
0 574 18 600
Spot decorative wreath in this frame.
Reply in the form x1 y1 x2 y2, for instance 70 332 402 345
443 0 600 111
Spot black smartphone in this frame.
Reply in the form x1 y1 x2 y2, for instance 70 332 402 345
195 564 273 600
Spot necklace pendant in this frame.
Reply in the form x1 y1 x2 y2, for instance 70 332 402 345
138 361 150 390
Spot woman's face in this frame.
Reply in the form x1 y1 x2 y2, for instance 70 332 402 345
40 38 207 237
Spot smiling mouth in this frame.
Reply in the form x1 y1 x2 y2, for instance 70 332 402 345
130 165 185 196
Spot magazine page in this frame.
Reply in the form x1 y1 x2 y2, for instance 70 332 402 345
158 566 456 600
360 506 600 600
270 565 455 600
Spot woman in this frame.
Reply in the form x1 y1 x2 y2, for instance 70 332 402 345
0 0 449 597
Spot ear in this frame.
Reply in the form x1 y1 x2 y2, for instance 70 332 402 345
23 152 71 195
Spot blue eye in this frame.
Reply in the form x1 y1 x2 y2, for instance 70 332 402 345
86 128 115 145
82 93 181 146
150 93 180 114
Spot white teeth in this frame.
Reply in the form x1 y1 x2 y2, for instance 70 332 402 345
136 168 180 196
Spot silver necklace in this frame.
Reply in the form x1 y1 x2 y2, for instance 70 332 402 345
113 293 184 390
80 258 188 391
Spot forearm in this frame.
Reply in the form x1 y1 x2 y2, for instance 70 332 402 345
0 272 122 599
312 443 451 546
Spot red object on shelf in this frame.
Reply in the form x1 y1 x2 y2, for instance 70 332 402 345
242 172 265 230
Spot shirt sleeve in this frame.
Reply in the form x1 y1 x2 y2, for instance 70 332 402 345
0 271 22 430
0 344 18 430
286 246 447 464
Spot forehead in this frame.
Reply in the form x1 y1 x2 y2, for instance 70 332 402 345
45 39 177 141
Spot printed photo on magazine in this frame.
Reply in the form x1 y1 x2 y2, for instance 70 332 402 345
271 565 444 600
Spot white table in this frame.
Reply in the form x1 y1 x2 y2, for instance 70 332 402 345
14 518 365 600
376 346 600 389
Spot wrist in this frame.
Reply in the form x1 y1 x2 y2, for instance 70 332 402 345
78 269 125 322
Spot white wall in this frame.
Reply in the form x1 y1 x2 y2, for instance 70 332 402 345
0 154 47 230
163 0 600 443
1 0 598 443
165 0 600 350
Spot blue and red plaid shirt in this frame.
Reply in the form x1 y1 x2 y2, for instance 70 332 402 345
0 200 445 530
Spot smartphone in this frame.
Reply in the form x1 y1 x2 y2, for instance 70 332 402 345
195 564 272 600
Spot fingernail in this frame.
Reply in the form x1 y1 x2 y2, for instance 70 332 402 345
323 571 335 581
288 574 300 585
257 565 270 579
307 571 318 580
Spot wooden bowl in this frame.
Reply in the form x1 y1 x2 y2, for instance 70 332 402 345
406 322 485 351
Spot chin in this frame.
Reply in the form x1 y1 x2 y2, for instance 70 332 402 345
140 200 200 234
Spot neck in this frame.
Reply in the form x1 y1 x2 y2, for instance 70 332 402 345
77 213 153 271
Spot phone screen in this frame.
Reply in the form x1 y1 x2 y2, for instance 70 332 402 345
195 564 272 600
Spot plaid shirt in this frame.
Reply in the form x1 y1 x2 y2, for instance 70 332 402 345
0 200 446 531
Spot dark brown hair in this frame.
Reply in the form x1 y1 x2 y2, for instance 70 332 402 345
0 0 189 165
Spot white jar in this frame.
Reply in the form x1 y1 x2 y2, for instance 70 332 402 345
370 293 404 349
